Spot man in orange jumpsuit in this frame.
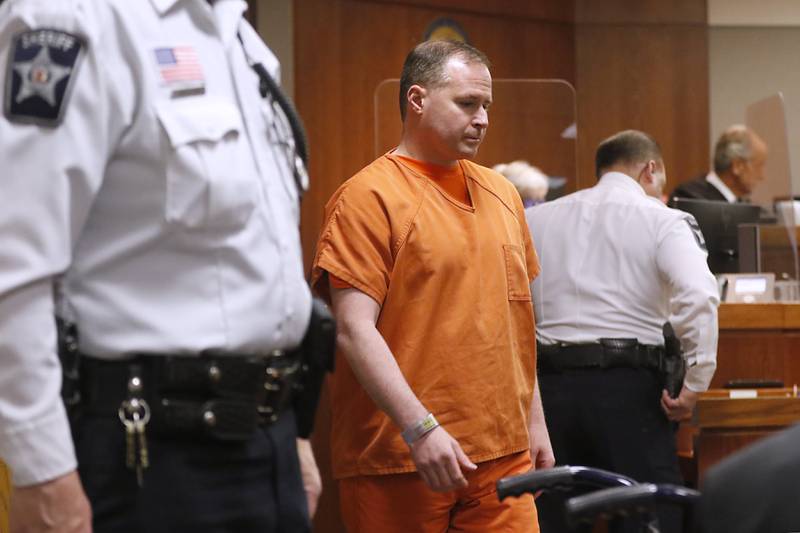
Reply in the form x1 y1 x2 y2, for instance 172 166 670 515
311 40 553 532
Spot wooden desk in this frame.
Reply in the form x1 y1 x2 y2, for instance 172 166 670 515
718 302 800 330
692 391 800 480
683 303 800 482
711 303 800 389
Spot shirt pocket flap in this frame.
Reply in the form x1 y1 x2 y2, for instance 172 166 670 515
156 99 242 146
154 98 254 229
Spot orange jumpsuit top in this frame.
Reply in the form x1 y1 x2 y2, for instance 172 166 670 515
311 153 540 479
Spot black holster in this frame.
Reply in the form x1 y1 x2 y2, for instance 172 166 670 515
293 297 336 438
661 323 685 399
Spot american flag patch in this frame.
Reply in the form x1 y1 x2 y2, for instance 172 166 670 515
154 46 204 86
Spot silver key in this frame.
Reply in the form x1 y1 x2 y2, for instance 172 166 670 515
118 398 151 487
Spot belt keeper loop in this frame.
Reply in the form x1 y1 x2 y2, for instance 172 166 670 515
127 363 143 397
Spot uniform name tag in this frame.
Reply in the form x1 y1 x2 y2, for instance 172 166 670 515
4 29 85 127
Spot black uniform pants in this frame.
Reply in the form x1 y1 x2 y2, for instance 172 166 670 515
536 367 684 533
73 409 310 533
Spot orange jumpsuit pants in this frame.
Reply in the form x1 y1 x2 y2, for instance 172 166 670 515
339 451 539 533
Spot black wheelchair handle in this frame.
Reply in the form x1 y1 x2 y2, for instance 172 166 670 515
497 467 575 500
647 483 700 505
565 483 700 527
566 484 658 526
497 466 637 501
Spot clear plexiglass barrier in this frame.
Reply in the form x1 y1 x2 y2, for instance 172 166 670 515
746 94 800 291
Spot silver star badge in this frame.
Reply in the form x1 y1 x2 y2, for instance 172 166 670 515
13 45 72 107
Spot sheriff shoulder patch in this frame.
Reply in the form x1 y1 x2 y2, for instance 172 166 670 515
4 29 85 127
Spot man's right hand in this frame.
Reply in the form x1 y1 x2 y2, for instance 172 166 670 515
10 470 92 533
409 426 477 492
660 386 698 422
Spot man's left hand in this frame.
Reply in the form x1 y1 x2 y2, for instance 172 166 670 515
529 422 556 471
296 438 321 519
528 379 555 471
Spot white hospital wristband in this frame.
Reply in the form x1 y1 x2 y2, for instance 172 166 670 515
401 413 439 445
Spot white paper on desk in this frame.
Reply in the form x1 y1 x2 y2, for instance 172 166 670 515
729 389 758 399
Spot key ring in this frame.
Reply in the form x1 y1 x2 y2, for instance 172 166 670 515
118 397 151 426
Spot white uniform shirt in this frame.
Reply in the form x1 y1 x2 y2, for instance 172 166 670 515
527 172 719 393
0 0 311 486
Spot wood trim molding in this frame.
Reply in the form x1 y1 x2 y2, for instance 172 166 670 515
719 303 800 330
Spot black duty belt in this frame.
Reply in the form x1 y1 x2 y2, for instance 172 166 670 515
77 351 300 441
537 338 664 374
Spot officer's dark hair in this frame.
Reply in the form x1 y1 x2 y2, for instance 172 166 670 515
399 40 491 122
595 129 663 179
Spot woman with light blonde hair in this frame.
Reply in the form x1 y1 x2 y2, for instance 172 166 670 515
493 160 549 207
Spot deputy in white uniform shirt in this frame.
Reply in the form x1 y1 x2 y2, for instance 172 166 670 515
526 130 719 533
0 1 321 531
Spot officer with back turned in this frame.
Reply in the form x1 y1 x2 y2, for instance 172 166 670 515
527 130 719 533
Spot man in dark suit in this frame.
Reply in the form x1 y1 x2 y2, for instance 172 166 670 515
670 125 767 204
695 423 800 533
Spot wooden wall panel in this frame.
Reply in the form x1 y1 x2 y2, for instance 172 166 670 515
362 0 574 22
576 0 706 24
574 2 709 192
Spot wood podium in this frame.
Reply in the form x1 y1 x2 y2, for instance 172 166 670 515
692 389 800 480
682 302 800 483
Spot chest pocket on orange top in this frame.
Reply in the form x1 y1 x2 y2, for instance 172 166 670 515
503 244 532 301
156 98 257 230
